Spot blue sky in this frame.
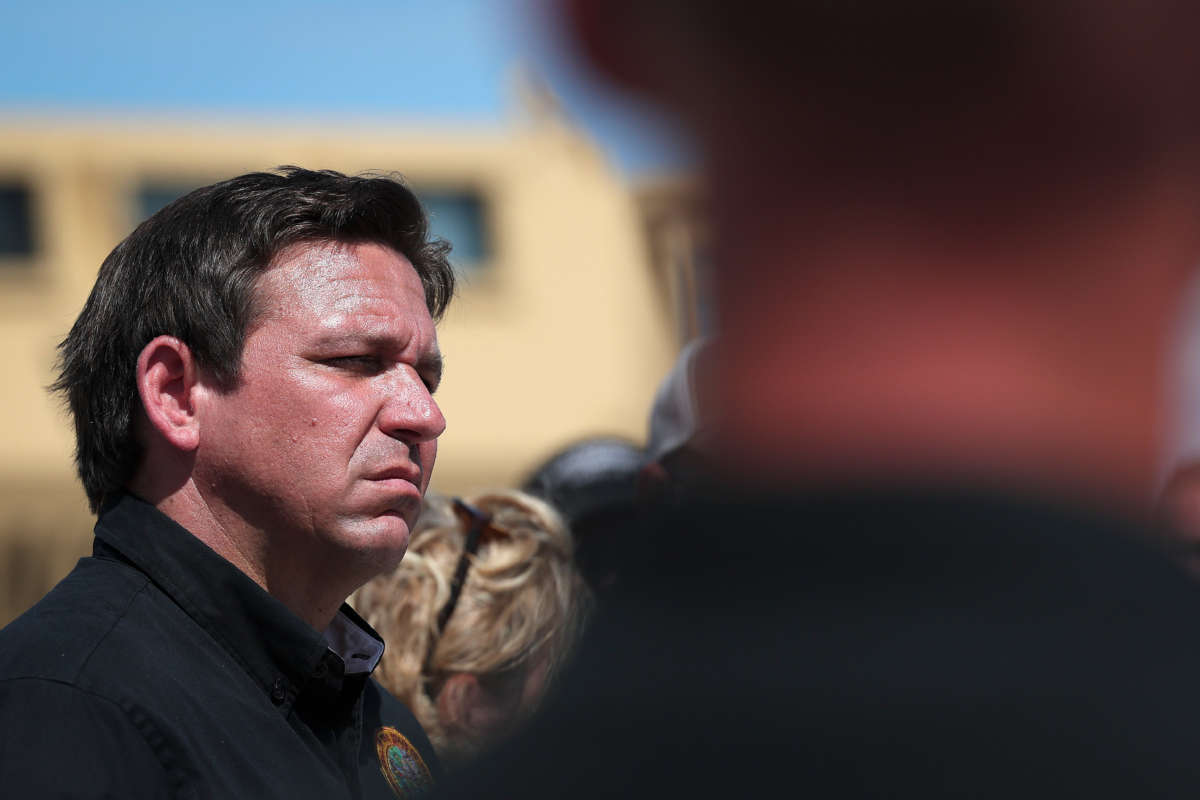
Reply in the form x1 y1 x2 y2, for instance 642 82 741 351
0 0 690 174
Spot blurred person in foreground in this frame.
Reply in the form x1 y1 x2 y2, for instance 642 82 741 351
0 167 452 797
353 491 590 769
439 2 1200 797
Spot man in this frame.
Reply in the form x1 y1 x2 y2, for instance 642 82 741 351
440 2 1200 797
0 167 454 797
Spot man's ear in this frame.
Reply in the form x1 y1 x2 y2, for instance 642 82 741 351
136 335 202 452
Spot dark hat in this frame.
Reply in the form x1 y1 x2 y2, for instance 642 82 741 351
522 437 645 529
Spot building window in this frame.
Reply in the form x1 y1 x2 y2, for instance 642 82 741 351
0 182 35 259
421 189 490 271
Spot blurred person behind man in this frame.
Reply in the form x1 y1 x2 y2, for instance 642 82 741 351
0 167 453 797
353 491 591 770
521 341 714 594
1153 277 1200 575
439 2 1200 797
636 337 714 503
522 437 644 592
1156 461 1200 574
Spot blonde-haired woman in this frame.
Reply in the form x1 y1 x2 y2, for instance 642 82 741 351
353 490 591 768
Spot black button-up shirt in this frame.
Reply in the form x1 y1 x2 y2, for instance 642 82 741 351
0 493 438 797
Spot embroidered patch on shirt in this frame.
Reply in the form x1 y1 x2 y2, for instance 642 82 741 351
376 726 434 797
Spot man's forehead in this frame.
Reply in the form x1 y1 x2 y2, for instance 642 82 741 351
252 240 431 321
263 239 417 287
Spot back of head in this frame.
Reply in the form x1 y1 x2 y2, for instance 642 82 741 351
561 1 1200 507
569 0 1200 231
52 167 456 513
354 490 591 764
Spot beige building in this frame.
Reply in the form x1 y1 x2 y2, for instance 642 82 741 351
0 111 697 623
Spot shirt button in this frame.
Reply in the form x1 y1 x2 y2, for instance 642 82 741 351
270 678 287 704
314 661 328 679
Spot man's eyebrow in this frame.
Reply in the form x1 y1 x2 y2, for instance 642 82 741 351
312 332 366 349
313 332 435 357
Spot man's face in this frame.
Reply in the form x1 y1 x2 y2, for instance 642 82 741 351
194 240 445 571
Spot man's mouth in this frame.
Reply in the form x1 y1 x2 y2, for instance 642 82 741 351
365 466 424 510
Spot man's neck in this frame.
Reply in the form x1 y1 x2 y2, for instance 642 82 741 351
132 477 350 631
706 188 1200 514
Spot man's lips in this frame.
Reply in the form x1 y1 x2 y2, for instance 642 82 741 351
365 466 424 493
364 471 423 518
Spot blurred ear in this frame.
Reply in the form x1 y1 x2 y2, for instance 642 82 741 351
436 672 518 742
136 335 201 453
560 0 654 92
436 673 484 736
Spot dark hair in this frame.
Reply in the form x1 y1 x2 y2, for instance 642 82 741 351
52 166 456 512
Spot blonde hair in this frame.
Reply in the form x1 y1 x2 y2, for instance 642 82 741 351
352 490 591 763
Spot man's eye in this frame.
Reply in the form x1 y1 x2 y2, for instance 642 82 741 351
325 356 382 372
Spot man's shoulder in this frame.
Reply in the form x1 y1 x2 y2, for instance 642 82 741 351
639 486 1189 587
632 486 1200 639
0 550 157 686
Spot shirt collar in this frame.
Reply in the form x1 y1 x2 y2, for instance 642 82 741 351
324 603 384 675
94 493 386 712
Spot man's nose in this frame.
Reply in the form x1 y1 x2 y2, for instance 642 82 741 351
378 373 447 443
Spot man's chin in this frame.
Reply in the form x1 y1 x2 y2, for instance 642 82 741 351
327 512 413 566
366 509 414 543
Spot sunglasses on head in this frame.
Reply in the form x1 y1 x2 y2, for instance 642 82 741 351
435 499 503 634
421 498 506 678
